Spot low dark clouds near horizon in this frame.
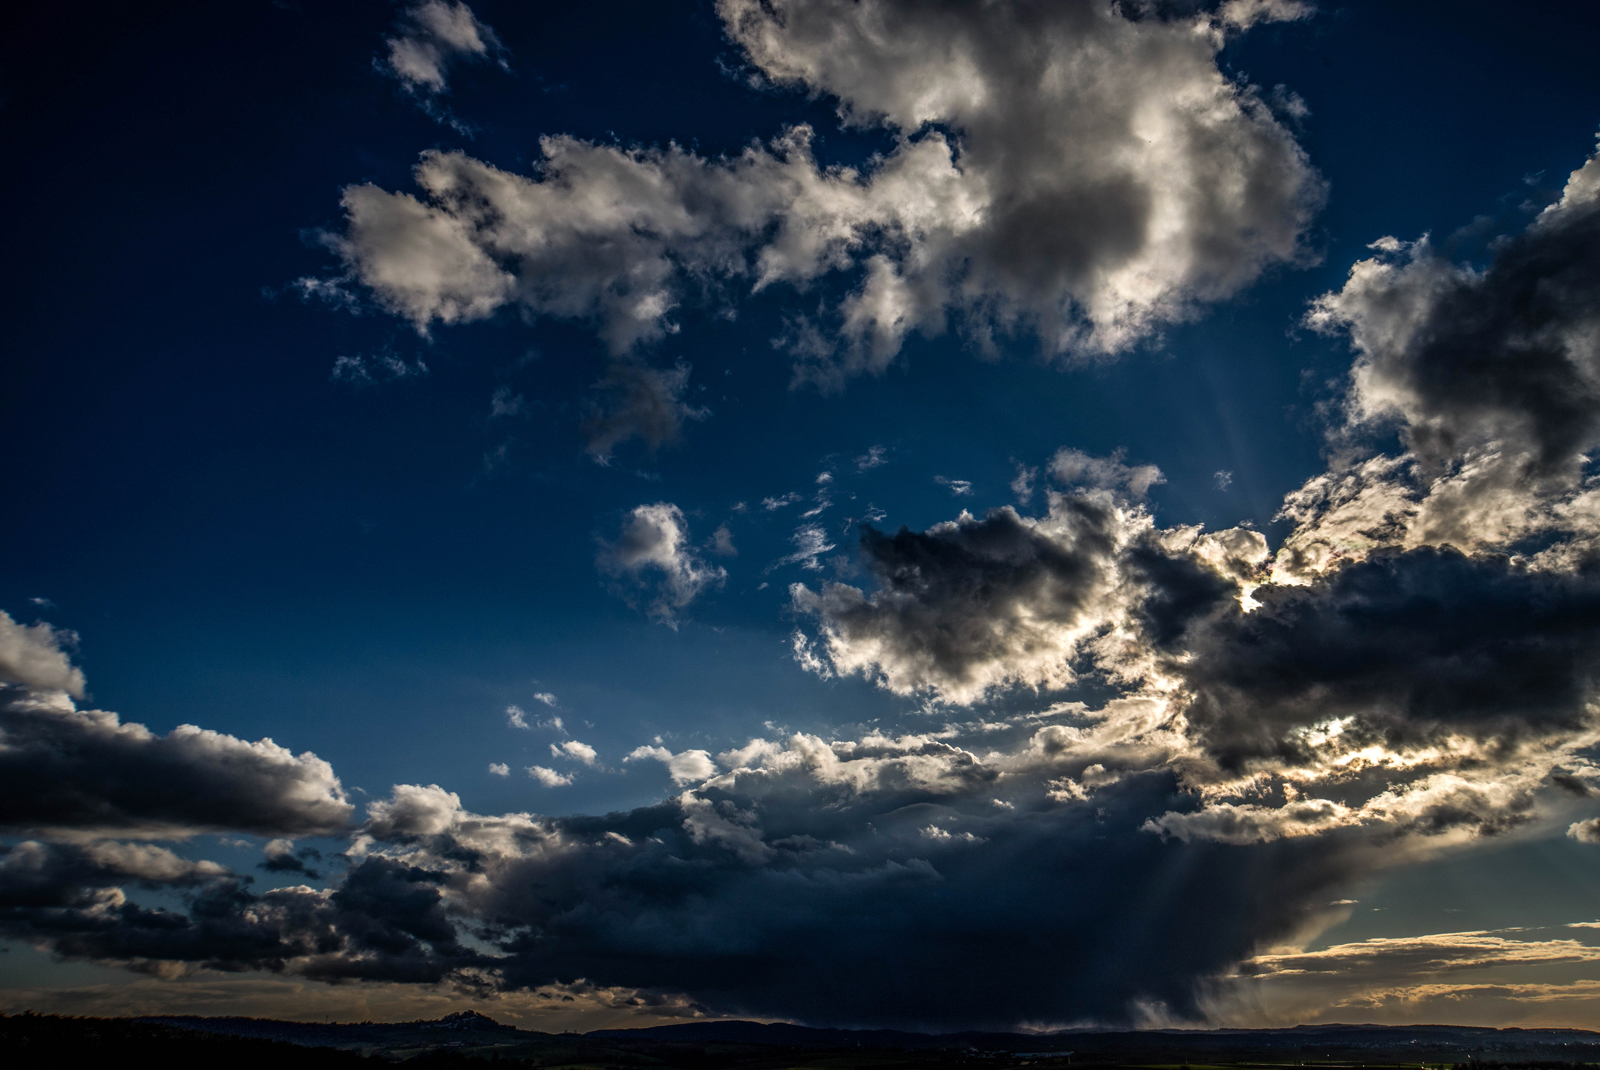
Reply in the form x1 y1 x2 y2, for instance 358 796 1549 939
5 0 1600 1033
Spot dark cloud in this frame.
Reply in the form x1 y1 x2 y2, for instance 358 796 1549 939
260 840 323 880
792 497 1128 701
1311 166 1600 479
0 846 480 985
0 690 353 839
1178 547 1600 774
0 840 228 910
484 783 1362 1028
581 360 707 463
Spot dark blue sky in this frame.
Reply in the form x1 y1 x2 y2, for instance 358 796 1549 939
5 0 1600 1029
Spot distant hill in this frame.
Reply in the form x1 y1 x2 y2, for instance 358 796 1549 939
10 1011 1600 1068
588 1019 1600 1060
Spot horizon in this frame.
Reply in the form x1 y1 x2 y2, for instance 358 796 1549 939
5 0 1600 1035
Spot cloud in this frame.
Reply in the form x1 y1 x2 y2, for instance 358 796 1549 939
763 493 802 511
1010 464 1037 504
791 493 1148 703
625 745 717 785
0 611 85 696
1225 927 1600 1023
1569 818 1600 844
331 351 429 383
318 0 1321 381
488 385 525 419
1216 0 1316 31
528 766 574 787
1175 547 1600 780
487 763 510 777
382 0 505 101
772 524 835 571
0 634 352 840
855 446 888 471
581 359 708 463
260 838 322 879
552 741 598 767
1279 142 1600 580
1050 448 1165 498
19 136 1600 1026
934 475 973 496
598 503 727 624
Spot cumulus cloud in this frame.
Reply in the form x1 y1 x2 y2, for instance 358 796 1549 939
552 740 599 766
1569 817 1600 845
0 610 85 696
382 0 505 101
0 643 351 840
1279 143 1600 581
528 765 574 787
791 489 1149 703
625 745 717 785
317 0 1322 382
598 503 727 624
581 359 708 463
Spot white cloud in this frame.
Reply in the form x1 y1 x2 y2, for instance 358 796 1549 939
598 503 727 624
552 740 598 767
487 762 510 777
934 475 973 496
527 765 574 787
1217 0 1316 31
1569 817 1600 845
772 524 835 571
625 744 717 785
506 704 530 730
382 0 505 99
0 611 84 696
855 446 888 471
319 0 1322 382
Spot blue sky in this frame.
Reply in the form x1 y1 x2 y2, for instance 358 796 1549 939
5 0 1600 1031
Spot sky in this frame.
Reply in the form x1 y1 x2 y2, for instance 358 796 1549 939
4 0 1600 1033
